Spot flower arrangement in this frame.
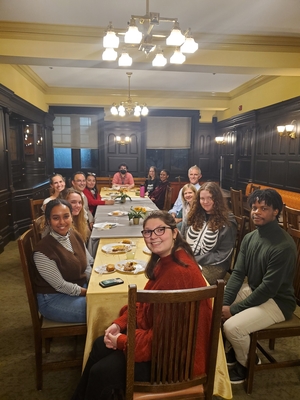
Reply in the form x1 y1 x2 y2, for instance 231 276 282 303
114 188 132 203
128 206 147 220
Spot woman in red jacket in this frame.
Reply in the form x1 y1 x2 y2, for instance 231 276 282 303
71 211 212 400
83 172 114 216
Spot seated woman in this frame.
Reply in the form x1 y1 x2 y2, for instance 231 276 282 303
176 183 198 233
71 211 211 400
33 199 91 323
83 172 114 216
42 173 66 211
65 188 91 244
184 182 237 285
150 169 170 210
144 166 159 197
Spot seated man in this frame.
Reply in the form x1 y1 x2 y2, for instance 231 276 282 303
169 165 202 221
112 164 135 190
222 188 297 384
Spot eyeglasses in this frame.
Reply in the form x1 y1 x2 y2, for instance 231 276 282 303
75 179 86 183
141 226 172 238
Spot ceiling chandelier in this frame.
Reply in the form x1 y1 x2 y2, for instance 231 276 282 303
110 72 149 117
102 0 198 67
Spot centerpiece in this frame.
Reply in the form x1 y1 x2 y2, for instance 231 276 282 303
114 188 132 203
128 206 147 225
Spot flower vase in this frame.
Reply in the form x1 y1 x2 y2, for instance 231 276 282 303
120 198 126 204
133 217 140 225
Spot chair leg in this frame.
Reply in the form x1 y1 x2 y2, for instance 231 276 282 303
244 332 258 394
35 338 43 390
45 337 52 353
269 338 275 350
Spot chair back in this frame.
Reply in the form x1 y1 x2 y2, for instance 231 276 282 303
18 228 42 332
163 185 173 211
230 188 243 217
282 204 300 231
287 226 300 306
230 215 247 270
30 198 44 220
32 215 46 244
249 184 261 193
125 280 225 400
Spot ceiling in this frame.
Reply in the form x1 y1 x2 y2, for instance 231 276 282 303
1 0 300 114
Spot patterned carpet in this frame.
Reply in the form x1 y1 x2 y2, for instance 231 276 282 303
0 240 299 400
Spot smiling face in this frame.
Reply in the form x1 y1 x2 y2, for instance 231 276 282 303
159 170 169 182
143 218 177 258
72 174 86 192
199 189 214 214
86 175 96 190
51 175 66 194
251 200 278 226
48 204 73 236
188 168 201 185
149 167 155 179
183 188 196 204
67 192 83 216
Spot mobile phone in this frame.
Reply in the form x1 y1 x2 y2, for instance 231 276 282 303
99 277 124 288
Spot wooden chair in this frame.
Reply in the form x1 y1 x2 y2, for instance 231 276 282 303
282 204 300 231
230 188 243 217
249 184 261 193
30 198 44 220
163 185 173 211
125 280 225 400
32 215 46 245
245 226 300 394
230 215 247 271
18 228 87 390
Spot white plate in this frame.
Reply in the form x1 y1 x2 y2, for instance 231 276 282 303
108 211 128 217
101 243 132 254
94 264 116 274
94 222 117 230
143 246 152 255
115 260 146 274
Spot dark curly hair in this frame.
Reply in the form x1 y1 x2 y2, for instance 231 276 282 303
248 189 283 220
142 210 197 280
44 198 72 224
188 182 230 231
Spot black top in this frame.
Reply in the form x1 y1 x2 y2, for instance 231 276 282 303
145 178 159 196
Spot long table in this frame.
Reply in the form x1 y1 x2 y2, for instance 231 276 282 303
87 194 157 257
83 237 233 399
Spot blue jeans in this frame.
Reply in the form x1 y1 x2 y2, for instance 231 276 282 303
37 291 86 323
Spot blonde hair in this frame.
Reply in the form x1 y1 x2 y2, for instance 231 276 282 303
181 183 198 204
65 188 88 243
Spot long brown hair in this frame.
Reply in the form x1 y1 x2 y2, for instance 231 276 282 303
188 182 230 231
143 210 197 280
49 174 66 197
65 188 88 243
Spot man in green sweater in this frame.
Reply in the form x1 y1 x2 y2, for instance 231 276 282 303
222 189 297 384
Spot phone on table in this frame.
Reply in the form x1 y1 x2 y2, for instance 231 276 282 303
99 277 124 288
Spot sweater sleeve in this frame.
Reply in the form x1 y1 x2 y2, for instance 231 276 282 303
83 188 105 206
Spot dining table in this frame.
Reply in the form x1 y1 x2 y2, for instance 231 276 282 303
83 236 233 399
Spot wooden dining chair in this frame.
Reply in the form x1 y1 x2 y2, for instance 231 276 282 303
282 204 300 231
18 228 87 390
245 226 300 394
230 215 247 271
30 198 44 220
230 188 243 218
32 215 46 245
249 184 261 193
125 280 225 400
163 185 173 211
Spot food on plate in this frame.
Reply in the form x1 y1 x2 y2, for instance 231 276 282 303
123 261 137 271
112 211 120 216
111 244 127 252
106 264 115 272
121 239 131 244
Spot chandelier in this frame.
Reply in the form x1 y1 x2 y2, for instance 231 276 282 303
110 72 149 117
102 0 198 67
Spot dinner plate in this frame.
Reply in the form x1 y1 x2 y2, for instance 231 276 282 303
94 222 117 230
115 260 146 274
101 243 132 254
108 211 128 217
143 246 152 255
94 264 116 274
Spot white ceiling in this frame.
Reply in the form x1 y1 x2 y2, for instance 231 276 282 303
1 0 300 103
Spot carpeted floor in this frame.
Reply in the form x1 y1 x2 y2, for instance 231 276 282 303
0 240 300 400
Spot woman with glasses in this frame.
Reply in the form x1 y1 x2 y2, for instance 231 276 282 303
185 182 237 285
149 169 170 210
71 211 212 400
83 172 114 216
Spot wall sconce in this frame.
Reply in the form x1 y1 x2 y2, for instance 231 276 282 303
277 120 297 139
215 136 226 145
114 135 131 145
